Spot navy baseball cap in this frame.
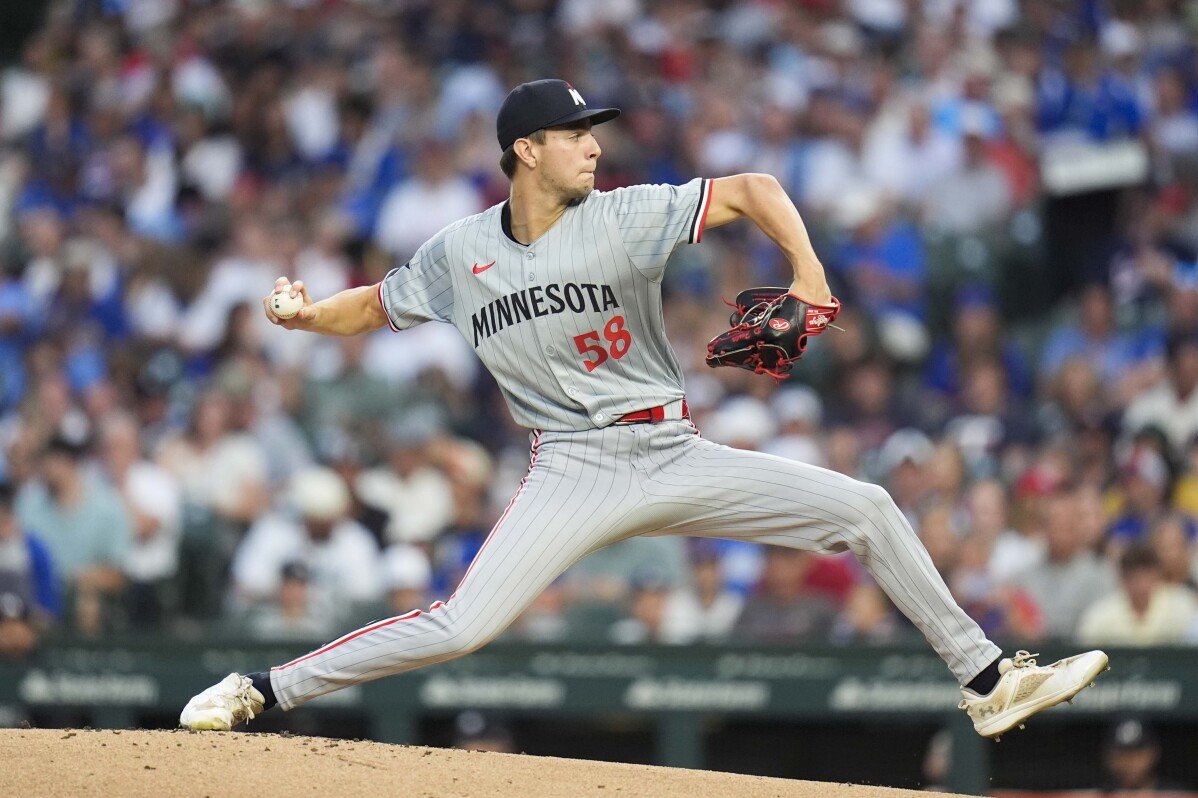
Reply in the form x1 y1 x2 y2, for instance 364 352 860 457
496 79 620 151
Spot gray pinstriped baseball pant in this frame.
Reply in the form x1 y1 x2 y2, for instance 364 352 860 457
270 421 1001 709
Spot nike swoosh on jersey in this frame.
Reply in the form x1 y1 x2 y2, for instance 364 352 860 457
472 260 496 274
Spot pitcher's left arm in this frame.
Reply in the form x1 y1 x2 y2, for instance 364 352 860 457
705 174 831 304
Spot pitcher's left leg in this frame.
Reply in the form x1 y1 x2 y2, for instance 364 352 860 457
639 430 999 684
638 428 1109 738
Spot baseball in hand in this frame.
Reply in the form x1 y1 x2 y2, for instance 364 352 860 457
271 288 305 319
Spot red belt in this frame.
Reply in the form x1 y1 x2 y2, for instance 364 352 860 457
614 400 690 425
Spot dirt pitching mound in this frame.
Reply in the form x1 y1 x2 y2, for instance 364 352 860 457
3 728 967 797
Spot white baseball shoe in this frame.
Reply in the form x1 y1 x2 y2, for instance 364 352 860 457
179 673 266 731
958 650 1110 740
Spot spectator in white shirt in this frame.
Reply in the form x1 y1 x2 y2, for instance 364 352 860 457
921 108 1012 235
231 467 382 625
660 543 744 644
1123 331 1198 454
374 140 483 259
1078 545 1198 646
381 543 433 616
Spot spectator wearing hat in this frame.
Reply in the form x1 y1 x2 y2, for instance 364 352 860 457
16 433 131 633
380 543 433 615
829 356 909 453
247 561 334 642
658 540 744 645
354 416 455 549
1102 719 1185 792
876 428 934 526
702 396 777 452
1013 488 1117 640
230 467 382 625
763 386 826 466
1078 545 1197 646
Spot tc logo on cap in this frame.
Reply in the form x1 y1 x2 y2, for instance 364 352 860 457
495 79 620 151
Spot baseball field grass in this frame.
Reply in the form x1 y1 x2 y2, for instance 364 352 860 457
1 728 968 797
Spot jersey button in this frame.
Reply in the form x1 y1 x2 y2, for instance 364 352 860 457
593 412 605 422
545 345 556 355
566 387 578 398
528 272 535 280
526 252 534 260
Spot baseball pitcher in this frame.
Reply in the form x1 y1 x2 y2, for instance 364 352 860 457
181 80 1108 741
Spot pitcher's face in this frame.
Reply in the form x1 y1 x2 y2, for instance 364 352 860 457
534 121 601 201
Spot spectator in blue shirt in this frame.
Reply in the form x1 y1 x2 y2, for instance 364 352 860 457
923 285 1034 400
0 481 59 621
1037 39 1145 141
831 188 928 323
1040 282 1163 383
15 433 131 634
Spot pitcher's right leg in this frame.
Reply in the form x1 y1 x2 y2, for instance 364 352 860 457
265 429 646 711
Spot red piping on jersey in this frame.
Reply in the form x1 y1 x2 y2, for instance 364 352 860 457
695 179 713 243
449 430 542 601
377 282 401 332
272 598 451 672
272 608 423 671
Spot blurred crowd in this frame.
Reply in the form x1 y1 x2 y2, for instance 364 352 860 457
3 0 1198 658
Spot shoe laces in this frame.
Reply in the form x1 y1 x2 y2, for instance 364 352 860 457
958 650 1041 711
226 677 259 722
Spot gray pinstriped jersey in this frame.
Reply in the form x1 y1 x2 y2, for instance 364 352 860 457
378 177 714 431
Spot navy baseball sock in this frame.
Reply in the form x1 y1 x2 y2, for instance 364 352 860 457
248 671 278 711
965 656 1002 695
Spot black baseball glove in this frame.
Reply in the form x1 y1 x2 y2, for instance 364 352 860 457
705 287 841 380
